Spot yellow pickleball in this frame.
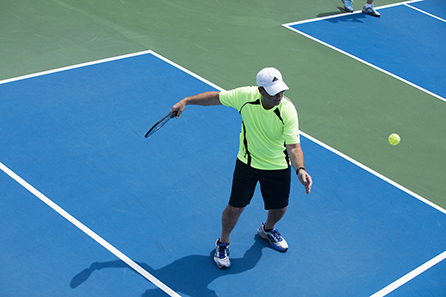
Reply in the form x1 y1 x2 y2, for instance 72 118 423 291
388 133 401 146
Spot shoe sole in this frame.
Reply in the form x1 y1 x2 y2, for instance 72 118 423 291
363 10 380 17
213 257 231 269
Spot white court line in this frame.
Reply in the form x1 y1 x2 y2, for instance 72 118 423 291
149 51 224 92
0 161 180 297
0 50 156 85
370 250 446 297
301 132 446 216
405 3 446 23
301 133 446 295
0 49 223 92
282 0 446 104
283 0 423 26
1 49 445 296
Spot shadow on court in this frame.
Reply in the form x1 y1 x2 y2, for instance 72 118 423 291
71 235 271 296
324 13 368 23
316 7 348 18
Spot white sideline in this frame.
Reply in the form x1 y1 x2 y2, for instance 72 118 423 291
0 161 181 297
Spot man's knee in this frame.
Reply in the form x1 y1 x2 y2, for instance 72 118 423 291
225 204 245 215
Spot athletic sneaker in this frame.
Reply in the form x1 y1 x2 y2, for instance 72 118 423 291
362 5 380 17
257 223 288 252
213 239 231 269
342 0 354 12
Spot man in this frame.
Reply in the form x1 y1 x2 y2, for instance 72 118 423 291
342 0 380 17
170 67 312 269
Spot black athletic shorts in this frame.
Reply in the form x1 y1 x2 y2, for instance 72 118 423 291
228 159 291 210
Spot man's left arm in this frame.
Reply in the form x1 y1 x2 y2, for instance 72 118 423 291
286 143 312 194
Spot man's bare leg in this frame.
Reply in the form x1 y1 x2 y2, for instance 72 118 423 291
219 204 245 243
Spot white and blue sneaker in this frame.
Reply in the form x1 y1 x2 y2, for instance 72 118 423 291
257 223 288 252
342 0 354 12
214 239 231 269
362 5 380 17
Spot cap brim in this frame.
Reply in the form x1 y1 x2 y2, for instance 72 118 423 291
264 81 289 96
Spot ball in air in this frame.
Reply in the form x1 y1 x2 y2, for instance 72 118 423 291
388 133 401 146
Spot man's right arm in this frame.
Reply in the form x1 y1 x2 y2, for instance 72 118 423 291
171 91 221 118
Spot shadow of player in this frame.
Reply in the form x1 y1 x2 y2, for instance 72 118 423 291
71 235 271 296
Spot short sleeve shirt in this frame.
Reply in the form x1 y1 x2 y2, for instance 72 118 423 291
219 86 300 170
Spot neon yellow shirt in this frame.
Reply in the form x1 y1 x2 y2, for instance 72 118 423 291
219 86 300 170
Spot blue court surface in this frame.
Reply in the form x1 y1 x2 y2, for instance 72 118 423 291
1 51 446 296
284 0 446 101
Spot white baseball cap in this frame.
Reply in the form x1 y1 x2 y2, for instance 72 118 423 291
256 67 289 96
